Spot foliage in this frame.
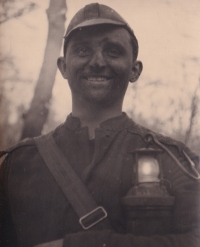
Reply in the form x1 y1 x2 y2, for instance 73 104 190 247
0 0 200 158
0 0 37 24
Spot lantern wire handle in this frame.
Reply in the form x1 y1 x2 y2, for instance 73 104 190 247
144 132 200 181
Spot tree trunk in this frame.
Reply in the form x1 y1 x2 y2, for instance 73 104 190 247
21 0 67 139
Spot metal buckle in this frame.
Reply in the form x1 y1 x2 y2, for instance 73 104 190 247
79 206 107 230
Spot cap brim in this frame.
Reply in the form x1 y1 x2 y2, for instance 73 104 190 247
64 18 127 38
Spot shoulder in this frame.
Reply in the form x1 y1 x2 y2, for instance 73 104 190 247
0 137 36 160
0 137 37 184
0 138 38 176
128 120 196 154
0 134 49 170
0 122 66 160
128 120 200 177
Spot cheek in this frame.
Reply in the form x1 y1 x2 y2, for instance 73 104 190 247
110 60 132 79
67 58 89 76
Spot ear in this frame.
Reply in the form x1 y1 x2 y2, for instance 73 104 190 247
57 57 68 79
129 61 143 83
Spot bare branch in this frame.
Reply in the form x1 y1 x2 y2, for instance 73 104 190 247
0 2 37 24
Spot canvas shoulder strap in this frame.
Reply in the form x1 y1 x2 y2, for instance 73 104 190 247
34 133 110 230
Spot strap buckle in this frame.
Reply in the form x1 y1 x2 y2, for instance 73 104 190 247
79 206 107 230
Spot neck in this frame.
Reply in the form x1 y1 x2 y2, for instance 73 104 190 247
71 100 123 139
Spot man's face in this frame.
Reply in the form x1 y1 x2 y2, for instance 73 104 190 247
58 25 141 106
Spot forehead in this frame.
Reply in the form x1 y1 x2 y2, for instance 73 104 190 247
67 25 132 47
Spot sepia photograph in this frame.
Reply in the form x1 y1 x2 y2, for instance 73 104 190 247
0 0 200 246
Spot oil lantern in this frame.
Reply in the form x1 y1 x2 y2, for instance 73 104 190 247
121 147 174 235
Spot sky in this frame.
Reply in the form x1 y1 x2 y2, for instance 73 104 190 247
1 0 200 143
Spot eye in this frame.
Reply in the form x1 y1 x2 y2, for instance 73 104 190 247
76 47 91 57
106 47 122 58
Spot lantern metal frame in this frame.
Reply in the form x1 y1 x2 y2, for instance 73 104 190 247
131 147 163 186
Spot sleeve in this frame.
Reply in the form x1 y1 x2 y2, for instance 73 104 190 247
0 154 19 247
62 229 200 247
32 229 200 247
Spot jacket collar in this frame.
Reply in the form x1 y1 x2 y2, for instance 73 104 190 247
64 112 134 132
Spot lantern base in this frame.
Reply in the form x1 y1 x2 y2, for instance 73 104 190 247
121 183 174 235
124 206 173 235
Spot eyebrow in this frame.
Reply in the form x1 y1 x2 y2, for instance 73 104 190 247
70 41 91 47
104 40 125 47
74 40 117 46
69 37 128 52
100 37 126 46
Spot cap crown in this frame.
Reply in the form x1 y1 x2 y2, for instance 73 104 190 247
63 3 138 57
65 3 134 39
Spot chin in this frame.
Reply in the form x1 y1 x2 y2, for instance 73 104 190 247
84 93 120 107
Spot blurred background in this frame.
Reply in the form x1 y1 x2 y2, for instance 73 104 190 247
0 0 200 155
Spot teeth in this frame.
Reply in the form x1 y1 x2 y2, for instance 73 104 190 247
86 77 109 81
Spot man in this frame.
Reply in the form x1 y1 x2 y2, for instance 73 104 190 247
0 3 200 247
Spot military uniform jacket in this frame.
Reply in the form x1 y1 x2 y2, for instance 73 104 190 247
0 113 200 247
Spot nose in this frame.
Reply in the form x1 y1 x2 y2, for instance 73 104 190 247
88 50 106 71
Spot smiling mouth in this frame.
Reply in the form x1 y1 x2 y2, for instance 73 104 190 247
84 76 112 81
